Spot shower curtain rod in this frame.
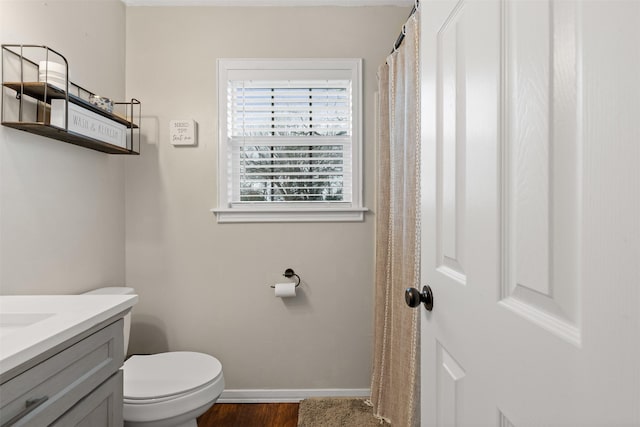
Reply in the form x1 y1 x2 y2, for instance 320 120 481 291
391 0 419 54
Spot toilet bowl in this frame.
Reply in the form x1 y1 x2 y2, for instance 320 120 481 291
84 287 224 427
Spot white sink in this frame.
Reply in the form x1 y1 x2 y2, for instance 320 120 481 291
0 294 138 374
0 312 55 338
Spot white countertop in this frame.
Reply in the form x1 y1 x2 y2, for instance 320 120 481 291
0 294 138 374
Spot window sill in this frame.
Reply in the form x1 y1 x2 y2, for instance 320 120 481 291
210 207 369 223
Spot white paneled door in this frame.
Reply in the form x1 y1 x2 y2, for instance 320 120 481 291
418 0 640 426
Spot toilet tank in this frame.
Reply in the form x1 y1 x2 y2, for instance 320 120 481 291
83 287 135 355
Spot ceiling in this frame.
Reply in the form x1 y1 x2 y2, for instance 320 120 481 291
122 0 413 6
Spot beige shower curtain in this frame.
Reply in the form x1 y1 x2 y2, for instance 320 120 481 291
370 7 421 427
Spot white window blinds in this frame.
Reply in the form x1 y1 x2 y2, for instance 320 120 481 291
215 59 364 223
228 80 352 204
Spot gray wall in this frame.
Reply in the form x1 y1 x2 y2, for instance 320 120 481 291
0 1 127 294
124 6 409 391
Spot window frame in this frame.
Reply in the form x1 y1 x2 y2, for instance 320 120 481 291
212 58 367 223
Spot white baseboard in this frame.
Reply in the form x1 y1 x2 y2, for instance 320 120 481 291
218 388 371 403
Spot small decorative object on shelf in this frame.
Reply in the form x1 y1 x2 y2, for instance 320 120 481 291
1 44 141 155
38 60 67 90
89 94 114 113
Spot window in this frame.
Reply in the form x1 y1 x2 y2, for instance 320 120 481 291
213 59 366 223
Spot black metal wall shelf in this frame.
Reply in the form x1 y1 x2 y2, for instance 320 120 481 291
1 44 141 155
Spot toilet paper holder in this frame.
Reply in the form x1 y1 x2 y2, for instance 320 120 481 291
270 268 301 288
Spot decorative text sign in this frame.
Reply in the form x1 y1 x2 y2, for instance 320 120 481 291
50 99 126 148
169 120 197 146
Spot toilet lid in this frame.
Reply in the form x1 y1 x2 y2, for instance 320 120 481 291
123 351 223 400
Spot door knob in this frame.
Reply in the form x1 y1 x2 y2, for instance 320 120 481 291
405 285 434 311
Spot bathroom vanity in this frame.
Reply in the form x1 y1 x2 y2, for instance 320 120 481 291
0 295 138 426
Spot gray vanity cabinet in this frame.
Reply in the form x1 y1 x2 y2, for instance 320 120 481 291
50 371 123 427
0 318 125 427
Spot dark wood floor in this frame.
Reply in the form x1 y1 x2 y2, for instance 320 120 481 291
197 403 299 427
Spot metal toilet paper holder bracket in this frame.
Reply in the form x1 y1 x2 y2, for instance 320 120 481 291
270 268 301 288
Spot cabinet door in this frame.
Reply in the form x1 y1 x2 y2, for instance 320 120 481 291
51 371 123 427
1 320 124 427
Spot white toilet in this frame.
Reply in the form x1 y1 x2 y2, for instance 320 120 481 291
84 287 225 427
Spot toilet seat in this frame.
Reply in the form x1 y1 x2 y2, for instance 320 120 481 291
122 351 225 424
123 375 219 405
124 351 222 400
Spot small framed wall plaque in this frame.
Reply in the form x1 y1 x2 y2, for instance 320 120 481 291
169 119 197 146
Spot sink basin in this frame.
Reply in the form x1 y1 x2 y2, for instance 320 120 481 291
0 294 138 375
0 313 55 338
